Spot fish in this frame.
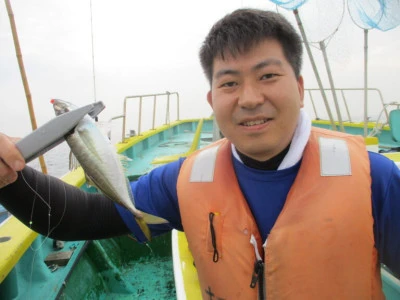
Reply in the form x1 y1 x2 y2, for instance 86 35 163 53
51 99 168 241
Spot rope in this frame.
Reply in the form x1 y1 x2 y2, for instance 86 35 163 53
90 0 97 103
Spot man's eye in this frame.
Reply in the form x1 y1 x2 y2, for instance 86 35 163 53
220 81 237 88
260 73 277 80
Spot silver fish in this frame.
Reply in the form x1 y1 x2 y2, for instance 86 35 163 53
51 99 167 241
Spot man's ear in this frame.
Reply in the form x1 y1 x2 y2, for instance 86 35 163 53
298 75 305 108
207 91 213 108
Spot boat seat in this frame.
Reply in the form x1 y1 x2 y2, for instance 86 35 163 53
389 109 400 142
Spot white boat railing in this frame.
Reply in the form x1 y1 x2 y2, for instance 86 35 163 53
109 92 180 142
305 87 388 127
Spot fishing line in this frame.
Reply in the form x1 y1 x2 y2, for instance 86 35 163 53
28 172 38 229
20 169 68 294
89 0 98 104
20 170 68 239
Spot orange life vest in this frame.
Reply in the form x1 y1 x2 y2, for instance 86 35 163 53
177 127 384 299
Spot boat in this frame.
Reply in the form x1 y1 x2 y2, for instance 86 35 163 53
0 91 400 299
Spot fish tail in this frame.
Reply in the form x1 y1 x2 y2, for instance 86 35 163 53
127 207 167 240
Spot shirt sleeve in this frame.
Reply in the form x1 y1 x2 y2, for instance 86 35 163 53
115 158 184 242
369 152 400 277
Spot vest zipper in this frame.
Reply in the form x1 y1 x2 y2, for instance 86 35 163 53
209 212 219 262
250 235 265 300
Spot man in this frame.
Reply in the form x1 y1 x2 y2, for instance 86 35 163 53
0 8 399 299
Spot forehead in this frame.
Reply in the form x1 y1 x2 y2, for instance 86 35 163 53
212 39 288 73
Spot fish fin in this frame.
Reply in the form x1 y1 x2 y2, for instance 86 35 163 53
141 212 169 225
135 217 152 241
68 150 81 170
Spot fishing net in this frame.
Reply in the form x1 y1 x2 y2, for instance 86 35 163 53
347 0 400 31
270 0 400 32
269 0 400 78
268 0 400 125
270 0 346 43
271 0 349 71
268 0 309 10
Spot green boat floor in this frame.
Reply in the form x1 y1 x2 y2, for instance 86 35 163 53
118 257 175 299
58 234 176 300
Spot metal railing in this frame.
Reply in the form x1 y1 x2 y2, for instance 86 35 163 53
110 92 180 142
305 88 388 135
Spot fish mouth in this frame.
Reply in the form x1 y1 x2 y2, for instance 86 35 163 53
54 105 70 116
51 99 73 115
240 118 271 127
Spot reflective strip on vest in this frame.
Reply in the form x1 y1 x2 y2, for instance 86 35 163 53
190 144 221 182
319 137 351 176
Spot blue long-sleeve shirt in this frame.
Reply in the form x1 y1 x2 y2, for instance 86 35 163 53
116 151 400 276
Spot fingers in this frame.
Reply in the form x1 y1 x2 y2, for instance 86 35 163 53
0 165 18 188
0 133 25 188
9 136 21 144
0 133 25 170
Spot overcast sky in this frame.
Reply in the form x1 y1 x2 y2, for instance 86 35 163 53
1 0 399 137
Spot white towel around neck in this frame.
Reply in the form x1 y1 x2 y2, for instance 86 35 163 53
231 109 311 170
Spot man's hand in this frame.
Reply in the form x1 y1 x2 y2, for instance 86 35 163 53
0 133 25 189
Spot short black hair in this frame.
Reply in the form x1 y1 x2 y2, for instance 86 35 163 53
199 8 303 83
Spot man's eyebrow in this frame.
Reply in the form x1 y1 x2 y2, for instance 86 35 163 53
214 69 240 80
214 58 283 80
252 58 283 71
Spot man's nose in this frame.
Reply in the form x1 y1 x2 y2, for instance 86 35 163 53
238 83 264 109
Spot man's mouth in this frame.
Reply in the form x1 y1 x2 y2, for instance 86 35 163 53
241 119 270 127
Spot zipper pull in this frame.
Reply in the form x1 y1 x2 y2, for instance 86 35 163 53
250 260 264 288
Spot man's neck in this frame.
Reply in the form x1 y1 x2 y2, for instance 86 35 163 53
236 144 291 171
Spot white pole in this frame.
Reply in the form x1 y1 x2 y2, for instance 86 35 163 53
293 9 337 130
320 40 345 132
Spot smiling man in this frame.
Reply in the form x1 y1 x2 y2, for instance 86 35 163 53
208 39 304 162
0 8 399 300
176 9 396 299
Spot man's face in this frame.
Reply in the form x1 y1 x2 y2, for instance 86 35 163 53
207 39 304 161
